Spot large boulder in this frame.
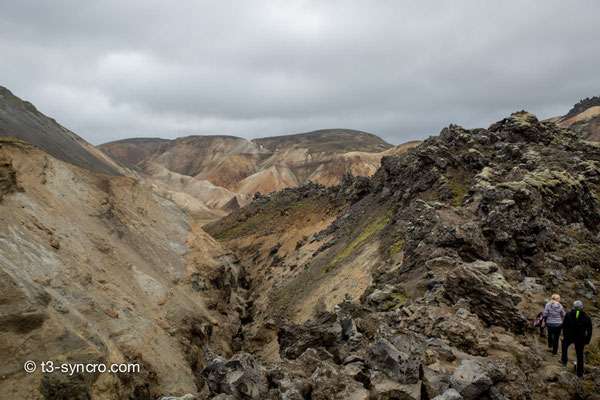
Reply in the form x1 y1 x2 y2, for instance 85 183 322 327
444 261 527 333
278 313 343 360
309 363 340 400
403 304 489 356
366 332 425 384
450 360 492 400
483 360 530 399
202 353 268 399
422 365 452 399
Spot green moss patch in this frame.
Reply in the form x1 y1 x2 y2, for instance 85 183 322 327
271 212 392 313
387 236 405 258
326 212 391 271
587 338 600 366
382 291 408 311
447 175 470 207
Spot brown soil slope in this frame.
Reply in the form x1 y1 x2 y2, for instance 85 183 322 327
0 139 247 398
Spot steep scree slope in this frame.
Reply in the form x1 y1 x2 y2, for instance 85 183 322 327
0 86 123 175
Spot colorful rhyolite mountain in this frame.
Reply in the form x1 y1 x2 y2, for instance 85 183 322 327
0 85 420 220
100 130 420 219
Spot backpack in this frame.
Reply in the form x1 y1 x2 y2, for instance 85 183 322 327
534 312 546 328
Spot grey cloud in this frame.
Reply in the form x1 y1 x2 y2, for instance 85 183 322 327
0 0 599 145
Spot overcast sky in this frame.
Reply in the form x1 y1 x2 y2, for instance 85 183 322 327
1 1 599 145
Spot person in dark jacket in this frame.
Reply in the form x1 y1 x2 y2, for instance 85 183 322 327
560 300 593 377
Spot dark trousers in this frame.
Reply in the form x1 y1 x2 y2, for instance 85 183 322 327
561 337 585 377
547 325 561 354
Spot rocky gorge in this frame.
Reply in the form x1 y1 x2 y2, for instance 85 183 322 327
201 111 600 400
1 87 600 399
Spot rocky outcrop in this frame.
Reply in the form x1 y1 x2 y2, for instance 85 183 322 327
444 261 527 333
366 333 425 384
562 96 600 121
278 313 343 360
207 111 600 400
546 96 600 141
199 305 542 399
202 353 269 398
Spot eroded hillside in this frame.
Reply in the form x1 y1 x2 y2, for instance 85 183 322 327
204 112 600 400
99 130 418 220
0 139 248 399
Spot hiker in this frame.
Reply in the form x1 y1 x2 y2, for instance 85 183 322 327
542 294 565 355
560 300 593 377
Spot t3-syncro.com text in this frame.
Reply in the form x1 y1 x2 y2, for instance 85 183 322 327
24 360 140 375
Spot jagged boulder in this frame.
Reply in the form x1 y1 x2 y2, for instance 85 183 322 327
276 378 306 400
405 305 489 356
278 312 343 360
483 360 530 399
435 308 491 356
366 332 425 384
444 261 527 333
343 362 369 386
202 353 269 399
450 360 492 400
422 365 452 398
310 363 340 400
266 355 313 399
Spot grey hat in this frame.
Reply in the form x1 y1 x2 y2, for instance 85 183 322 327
573 300 583 310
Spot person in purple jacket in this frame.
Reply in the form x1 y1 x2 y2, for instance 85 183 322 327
543 294 566 355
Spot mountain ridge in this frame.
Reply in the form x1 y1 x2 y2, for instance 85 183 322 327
0 85 123 175
99 128 416 218
546 95 600 142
